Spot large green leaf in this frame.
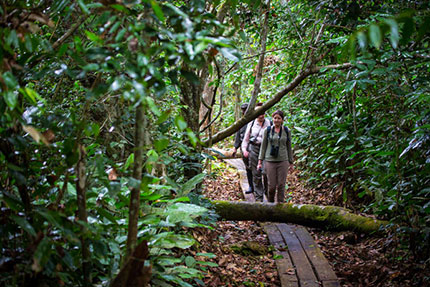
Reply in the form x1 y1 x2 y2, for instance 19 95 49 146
10 214 37 237
150 0 165 22
97 207 118 225
2 72 18 88
151 232 196 249
3 91 18 109
165 203 208 224
179 173 205 195
384 18 399 49
369 24 382 49
32 237 51 272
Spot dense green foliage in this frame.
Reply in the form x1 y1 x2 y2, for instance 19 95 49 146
219 0 430 261
1 0 429 286
291 0 430 259
0 1 229 286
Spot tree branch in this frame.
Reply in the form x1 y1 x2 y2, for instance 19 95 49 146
199 59 221 128
201 62 354 146
246 0 271 114
224 45 291 77
52 16 86 49
242 45 291 61
200 81 223 134
301 18 319 71
27 16 87 71
284 0 303 41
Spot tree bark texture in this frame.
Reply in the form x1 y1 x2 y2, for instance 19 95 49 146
199 72 215 127
110 240 151 287
179 65 207 137
76 144 91 285
246 0 270 113
126 103 145 257
212 200 388 234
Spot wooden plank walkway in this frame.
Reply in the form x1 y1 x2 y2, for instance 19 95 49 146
264 223 339 287
219 149 340 287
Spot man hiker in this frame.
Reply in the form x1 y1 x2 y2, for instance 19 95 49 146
232 103 254 194
241 103 271 202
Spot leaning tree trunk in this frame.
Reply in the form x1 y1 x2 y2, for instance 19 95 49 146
212 201 389 234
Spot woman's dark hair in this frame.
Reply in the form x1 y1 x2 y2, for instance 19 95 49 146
272 110 284 119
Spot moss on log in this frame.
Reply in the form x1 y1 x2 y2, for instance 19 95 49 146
230 241 268 256
212 200 389 234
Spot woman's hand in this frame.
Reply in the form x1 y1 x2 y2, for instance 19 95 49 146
257 161 262 171
243 150 249 158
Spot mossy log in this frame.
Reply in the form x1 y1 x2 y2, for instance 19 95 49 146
212 200 389 234
230 241 268 256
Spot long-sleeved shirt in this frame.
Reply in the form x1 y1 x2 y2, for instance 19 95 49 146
241 118 271 152
259 126 293 163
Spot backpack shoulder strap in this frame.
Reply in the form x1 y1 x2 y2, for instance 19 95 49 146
284 126 290 143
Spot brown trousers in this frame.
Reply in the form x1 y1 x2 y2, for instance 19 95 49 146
265 161 289 203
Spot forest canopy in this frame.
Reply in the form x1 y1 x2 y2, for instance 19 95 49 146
1 0 429 286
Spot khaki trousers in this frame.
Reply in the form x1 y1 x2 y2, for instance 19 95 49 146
265 161 289 203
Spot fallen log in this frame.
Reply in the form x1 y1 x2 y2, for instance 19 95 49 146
212 200 389 234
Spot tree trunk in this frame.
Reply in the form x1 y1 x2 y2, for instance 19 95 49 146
76 144 91 285
233 80 242 121
126 103 145 257
110 240 151 287
212 200 389 234
246 0 270 113
179 65 207 179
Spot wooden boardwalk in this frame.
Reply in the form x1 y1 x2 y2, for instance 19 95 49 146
221 151 340 287
264 223 339 287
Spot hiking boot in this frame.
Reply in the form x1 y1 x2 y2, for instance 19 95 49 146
245 189 254 194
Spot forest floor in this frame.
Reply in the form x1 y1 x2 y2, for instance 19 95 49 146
194 160 429 287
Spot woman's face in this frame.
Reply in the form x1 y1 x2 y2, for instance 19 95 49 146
273 114 283 126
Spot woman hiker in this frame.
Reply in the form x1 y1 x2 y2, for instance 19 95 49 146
257 110 293 203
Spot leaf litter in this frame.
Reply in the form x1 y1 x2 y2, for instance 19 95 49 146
184 161 429 286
